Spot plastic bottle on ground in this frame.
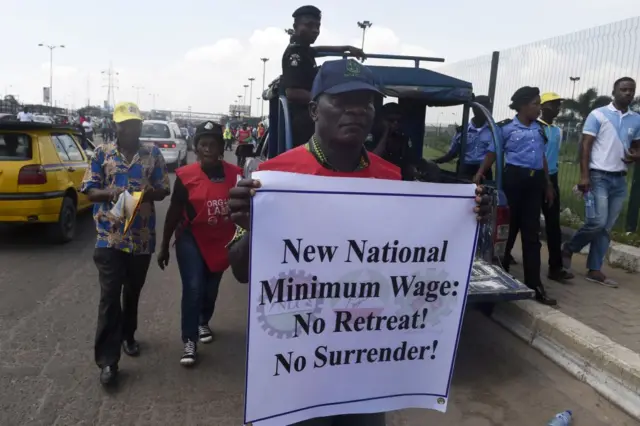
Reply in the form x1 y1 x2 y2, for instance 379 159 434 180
547 410 573 426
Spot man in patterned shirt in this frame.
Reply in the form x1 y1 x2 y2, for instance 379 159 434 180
81 101 170 387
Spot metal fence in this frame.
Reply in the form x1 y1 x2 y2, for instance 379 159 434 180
425 17 640 232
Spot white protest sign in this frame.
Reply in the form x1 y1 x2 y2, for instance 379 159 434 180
244 171 479 426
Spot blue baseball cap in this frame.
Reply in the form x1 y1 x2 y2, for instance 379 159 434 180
311 59 382 100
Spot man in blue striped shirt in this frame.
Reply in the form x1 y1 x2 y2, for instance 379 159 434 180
562 77 640 287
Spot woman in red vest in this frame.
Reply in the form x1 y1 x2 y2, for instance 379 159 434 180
235 123 253 167
157 120 242 366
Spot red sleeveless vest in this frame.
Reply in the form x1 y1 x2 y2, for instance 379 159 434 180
257 145 401 180
237 129 251 144
175 162 243 272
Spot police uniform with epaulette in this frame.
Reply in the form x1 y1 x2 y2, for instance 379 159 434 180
280 6 322 147
496 86 556 306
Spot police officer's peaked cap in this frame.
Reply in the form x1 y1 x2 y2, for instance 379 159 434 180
293 5 321 19
194 121 223 143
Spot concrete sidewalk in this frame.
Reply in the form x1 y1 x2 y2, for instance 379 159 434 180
496 240 640 420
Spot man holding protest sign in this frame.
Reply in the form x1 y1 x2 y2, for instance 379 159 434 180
227 59 493 426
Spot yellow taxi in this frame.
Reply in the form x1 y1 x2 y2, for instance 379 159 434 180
0 122 94 243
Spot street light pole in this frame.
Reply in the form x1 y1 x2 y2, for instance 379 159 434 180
38 43 65 114
243 84 249 108
569 76 581 100
149 93 158 109
356 21 372 50
132 86 144 106
248 78 255 117
260 58 269 118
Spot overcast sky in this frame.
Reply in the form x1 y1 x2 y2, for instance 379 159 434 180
2 0 638 115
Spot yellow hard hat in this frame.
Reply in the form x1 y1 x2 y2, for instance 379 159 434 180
540 92 565 105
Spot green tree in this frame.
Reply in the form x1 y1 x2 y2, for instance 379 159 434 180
561 88 612 123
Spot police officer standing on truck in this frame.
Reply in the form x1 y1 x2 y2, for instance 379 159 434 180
281 5 365 147
473 86 557 306
434 95 493 180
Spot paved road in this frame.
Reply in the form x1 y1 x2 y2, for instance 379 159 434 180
0 152 637 426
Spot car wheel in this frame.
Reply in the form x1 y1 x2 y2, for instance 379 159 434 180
50 196 76 244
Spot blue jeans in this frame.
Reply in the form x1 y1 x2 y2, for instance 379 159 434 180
175 229 223 343
567 170 627 271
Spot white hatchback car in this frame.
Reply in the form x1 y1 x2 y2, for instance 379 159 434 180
139 120 187 169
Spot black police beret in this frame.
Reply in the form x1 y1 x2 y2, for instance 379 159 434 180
194 121 223 143
293 5 321 19
509 86 540 110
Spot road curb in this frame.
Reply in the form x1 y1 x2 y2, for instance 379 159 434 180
491 300 640 421
539 219 640 273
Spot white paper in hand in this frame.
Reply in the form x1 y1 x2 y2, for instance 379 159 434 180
109 191 127 219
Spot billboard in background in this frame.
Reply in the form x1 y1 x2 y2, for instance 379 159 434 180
229 104 251 116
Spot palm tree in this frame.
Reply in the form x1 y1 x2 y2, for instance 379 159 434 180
561 88 612 122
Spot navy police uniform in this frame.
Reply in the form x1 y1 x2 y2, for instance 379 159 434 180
280 6 321 147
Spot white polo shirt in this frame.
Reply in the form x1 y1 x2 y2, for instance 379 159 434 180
583 103 640 172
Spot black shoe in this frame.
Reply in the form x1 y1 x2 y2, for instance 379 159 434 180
180 340 197 367
535 287 557 306
122 339 140 357
548 269 575 282
100 365 118 386
198 325 214 344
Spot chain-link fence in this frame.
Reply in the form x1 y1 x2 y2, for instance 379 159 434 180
425 17 640 232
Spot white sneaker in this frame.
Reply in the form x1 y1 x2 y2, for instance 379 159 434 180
198 325 214 344
180 340 197 366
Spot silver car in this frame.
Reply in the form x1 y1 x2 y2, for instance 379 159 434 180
139 120 187 169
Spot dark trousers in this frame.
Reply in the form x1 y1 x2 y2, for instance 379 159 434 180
505 173 563 273
225 139 233 151
175 229 223 343
93 248 151 368
542 173 563 272
460 163 493 181
502 166 545 289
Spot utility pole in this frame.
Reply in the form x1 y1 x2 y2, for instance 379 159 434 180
132 85 144 106
357 21 372 50
101 63 119 110
149 93 159 109
248 77 255 117
86 74 91 107
260 57 269 118
38 43 65 114
569 76 581 100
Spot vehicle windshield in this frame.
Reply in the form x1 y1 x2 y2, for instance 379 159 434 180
0 133 32 161
141 122 171 139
